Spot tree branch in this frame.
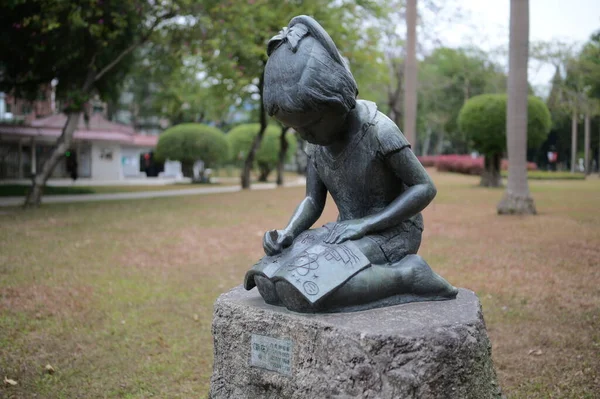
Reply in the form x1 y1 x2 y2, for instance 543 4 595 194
94 11 176 83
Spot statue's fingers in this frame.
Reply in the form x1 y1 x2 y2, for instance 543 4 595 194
263 242 274 256
324 226 339 243
263 232 277 255
280 234 293 248
336 229 357 244
334 233 348 244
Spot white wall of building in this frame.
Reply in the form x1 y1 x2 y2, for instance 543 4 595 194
91 142 122 180
121 146 147 178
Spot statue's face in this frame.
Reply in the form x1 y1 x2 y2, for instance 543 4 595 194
274 106 347 146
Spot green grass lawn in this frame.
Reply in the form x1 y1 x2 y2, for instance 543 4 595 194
0 183 232 197
0 171 300 197
1 171 599 398
501 170 587 180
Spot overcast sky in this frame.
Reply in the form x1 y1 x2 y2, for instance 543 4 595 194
438 0 600 94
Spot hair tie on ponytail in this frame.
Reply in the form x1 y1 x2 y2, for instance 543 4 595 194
288 15 353 77
267 24 309 56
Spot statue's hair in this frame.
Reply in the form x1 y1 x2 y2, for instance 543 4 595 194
263 15 358 117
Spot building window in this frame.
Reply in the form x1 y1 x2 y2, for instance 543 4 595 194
22 104 32 114
5 103 11 113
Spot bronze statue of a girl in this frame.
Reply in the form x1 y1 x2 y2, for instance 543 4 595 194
244 15 457 313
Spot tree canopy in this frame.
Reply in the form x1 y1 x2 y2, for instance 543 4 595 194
0 1 192 106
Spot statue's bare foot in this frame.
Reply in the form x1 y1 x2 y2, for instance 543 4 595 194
395 254 458 298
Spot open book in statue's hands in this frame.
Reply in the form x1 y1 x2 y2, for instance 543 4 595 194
244 227 371 304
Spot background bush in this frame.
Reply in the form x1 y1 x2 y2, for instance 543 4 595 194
155 123 229 178
457 94 551 186
458 94 552 155
226 124 297 181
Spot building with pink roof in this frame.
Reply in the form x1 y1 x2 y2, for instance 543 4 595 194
0 112 158 181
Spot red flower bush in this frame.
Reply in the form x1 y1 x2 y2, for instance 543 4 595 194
417 155 537 175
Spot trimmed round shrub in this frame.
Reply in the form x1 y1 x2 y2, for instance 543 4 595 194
458 94 551 186
155 123 229 177
458 94 552 155
226 123 297 180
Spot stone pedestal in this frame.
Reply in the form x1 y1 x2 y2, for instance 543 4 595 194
210 286 502 399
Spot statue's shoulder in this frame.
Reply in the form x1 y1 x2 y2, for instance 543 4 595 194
359 100 411 156
304 142 318 158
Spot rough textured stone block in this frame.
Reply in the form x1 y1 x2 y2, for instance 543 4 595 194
210 286 502 399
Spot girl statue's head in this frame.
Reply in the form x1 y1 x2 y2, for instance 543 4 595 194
263 15 358 145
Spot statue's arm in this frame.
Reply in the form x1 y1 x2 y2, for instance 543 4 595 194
362 148 436 234
283 161 327 238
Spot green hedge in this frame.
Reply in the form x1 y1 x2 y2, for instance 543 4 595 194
155 123 229 168
226 123 297 169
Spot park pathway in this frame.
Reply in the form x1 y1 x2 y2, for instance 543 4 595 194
0 178 306 207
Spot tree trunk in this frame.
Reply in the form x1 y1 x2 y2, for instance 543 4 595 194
295 137 308 175
181 162 194 178
584 112 590 175
480 153 502 187
403 0 418 151
258 163 271 182
422 127 432 156
435 130 445 155
498 0 536 215
277 126 290 186
570 110 578 173
242 69 267 189
387 58 403 128
23 68 98 208
23 112 81 208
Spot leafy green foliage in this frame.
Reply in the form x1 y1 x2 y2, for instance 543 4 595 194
535 34 600 168
579 30 600 101
155 123 229 168
227 123 297 168
418 47 507 153
0 0 191 107
199 0 385 108
458 94 552 156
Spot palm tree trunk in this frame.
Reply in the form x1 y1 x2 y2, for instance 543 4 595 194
584 113 590 175
403 0 418 151
571 110 578 173
498 0 536 215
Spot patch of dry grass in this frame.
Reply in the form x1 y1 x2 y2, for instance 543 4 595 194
0 171 599 398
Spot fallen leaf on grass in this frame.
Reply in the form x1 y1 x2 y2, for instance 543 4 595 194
45 364 55 374
4 376 17 386
528 349 543 356
193 314 199 322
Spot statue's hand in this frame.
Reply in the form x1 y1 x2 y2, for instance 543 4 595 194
263 229 294 256
324 220 368 244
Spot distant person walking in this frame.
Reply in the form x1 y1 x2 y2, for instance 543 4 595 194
547 145 558 171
